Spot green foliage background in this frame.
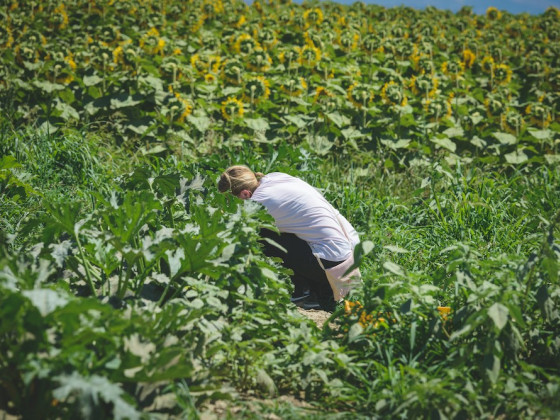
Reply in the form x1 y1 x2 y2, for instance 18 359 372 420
1 0 560 419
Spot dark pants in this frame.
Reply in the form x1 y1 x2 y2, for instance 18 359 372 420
259 229 340 311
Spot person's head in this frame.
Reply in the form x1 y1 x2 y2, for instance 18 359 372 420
218 165 264 199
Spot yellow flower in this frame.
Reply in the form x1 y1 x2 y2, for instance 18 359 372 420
486 7 502 20
410 73 438 98
347 82 373 108
494 63 512 85
243 76 270 103
298 44 321 67
234 33 259 54
221 97 245 120
280 77 307 96
381 81 407 106
525 101 552 128
437 306 451 321
442 60 465 80
222 58 244 84
174 93 193 122
462 49 476 68
204 73 216 83
303 8 323 27
246 48 272 72
53 3 69 29
480 56 494 74
312 86 333 104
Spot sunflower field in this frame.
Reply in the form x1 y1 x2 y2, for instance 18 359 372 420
1 0 560 419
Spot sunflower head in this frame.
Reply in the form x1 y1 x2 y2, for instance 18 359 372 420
424 96 452 122
362 34 383 53
525 102 552 128
484 95 506 117
299 44 321 67
480 56 494 74
381 81 407 107
347 82 373 108
303 8 323 28
486 7 502 21
246 48 272 72
410 73 438 97
221 97 245 120
442 59 465 80
501 108 524 134
243 76 270 103
462 49 476 68
222 58 244 84
234 33 259 54
280 77 307 96
494 63 512 85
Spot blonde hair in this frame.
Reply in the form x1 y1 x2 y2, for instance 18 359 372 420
218 165 264 195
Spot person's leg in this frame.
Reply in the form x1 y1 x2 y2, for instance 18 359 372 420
259 229 337 311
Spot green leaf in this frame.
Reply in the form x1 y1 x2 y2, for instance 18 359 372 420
83 74 104 86
492 132 517 145
22 288 68 316
246 118 270 131
431 137 456 152
380 138 411 150
284 115 307 128
483 353 500 384
528 128 552 140
443 127 464 138
384 245 409 253
306 134 333 155
54 100 79 120
187 114 211 132
504 149 528 164
53 372 140 420
383 261 405 277
110 94 142 109
33 80 65 93
487 302 508 330
326 112 350 128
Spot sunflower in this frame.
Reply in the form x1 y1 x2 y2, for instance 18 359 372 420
362 33 384 54
338 32 360 52
0 25 14 49
204 73 216 83
303 7 323 28
243 76 270 103
312 86 334 104
173 93 193 122
480 56 494 74
381 81 407 107
486 7 502 21
525 101 552 128
410 73 438 98
424 95 452 122
462 49 476 68
234 33 260 55
413 54 434 74
246 48 272 72
278 46 301 68
280 77 307 96
222 58 244 84
255 27 278 49
53 3 68 30
484 95 506 118
347 82 373 108
298 44 321 67
501 108 524 134
494 63 512 85
442 59 465 81
221 97 244 120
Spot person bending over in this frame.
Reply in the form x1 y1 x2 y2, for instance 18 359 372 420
218 165 360 312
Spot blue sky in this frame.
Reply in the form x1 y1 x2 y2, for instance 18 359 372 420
294 0 560 15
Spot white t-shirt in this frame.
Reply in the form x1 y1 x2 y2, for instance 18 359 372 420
251 172 360 261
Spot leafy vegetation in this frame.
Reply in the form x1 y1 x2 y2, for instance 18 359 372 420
1 0 559 419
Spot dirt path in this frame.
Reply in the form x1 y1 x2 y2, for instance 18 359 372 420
296 307 333 329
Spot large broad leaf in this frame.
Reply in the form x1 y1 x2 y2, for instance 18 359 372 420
492 132 517 145
284 114 308 128
245 118 270 131
22 288 68 316
83 74 103 86
504 149 528 164
54 100 79 120
487 302 509 330
326 112 350 128
443 126 464 138
53 372 140 420
306 134 333 155
33 80 64 93
110 94 142 109
528 128 552 140
187 114 211 133
380 138 411 149
430 137 456 152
